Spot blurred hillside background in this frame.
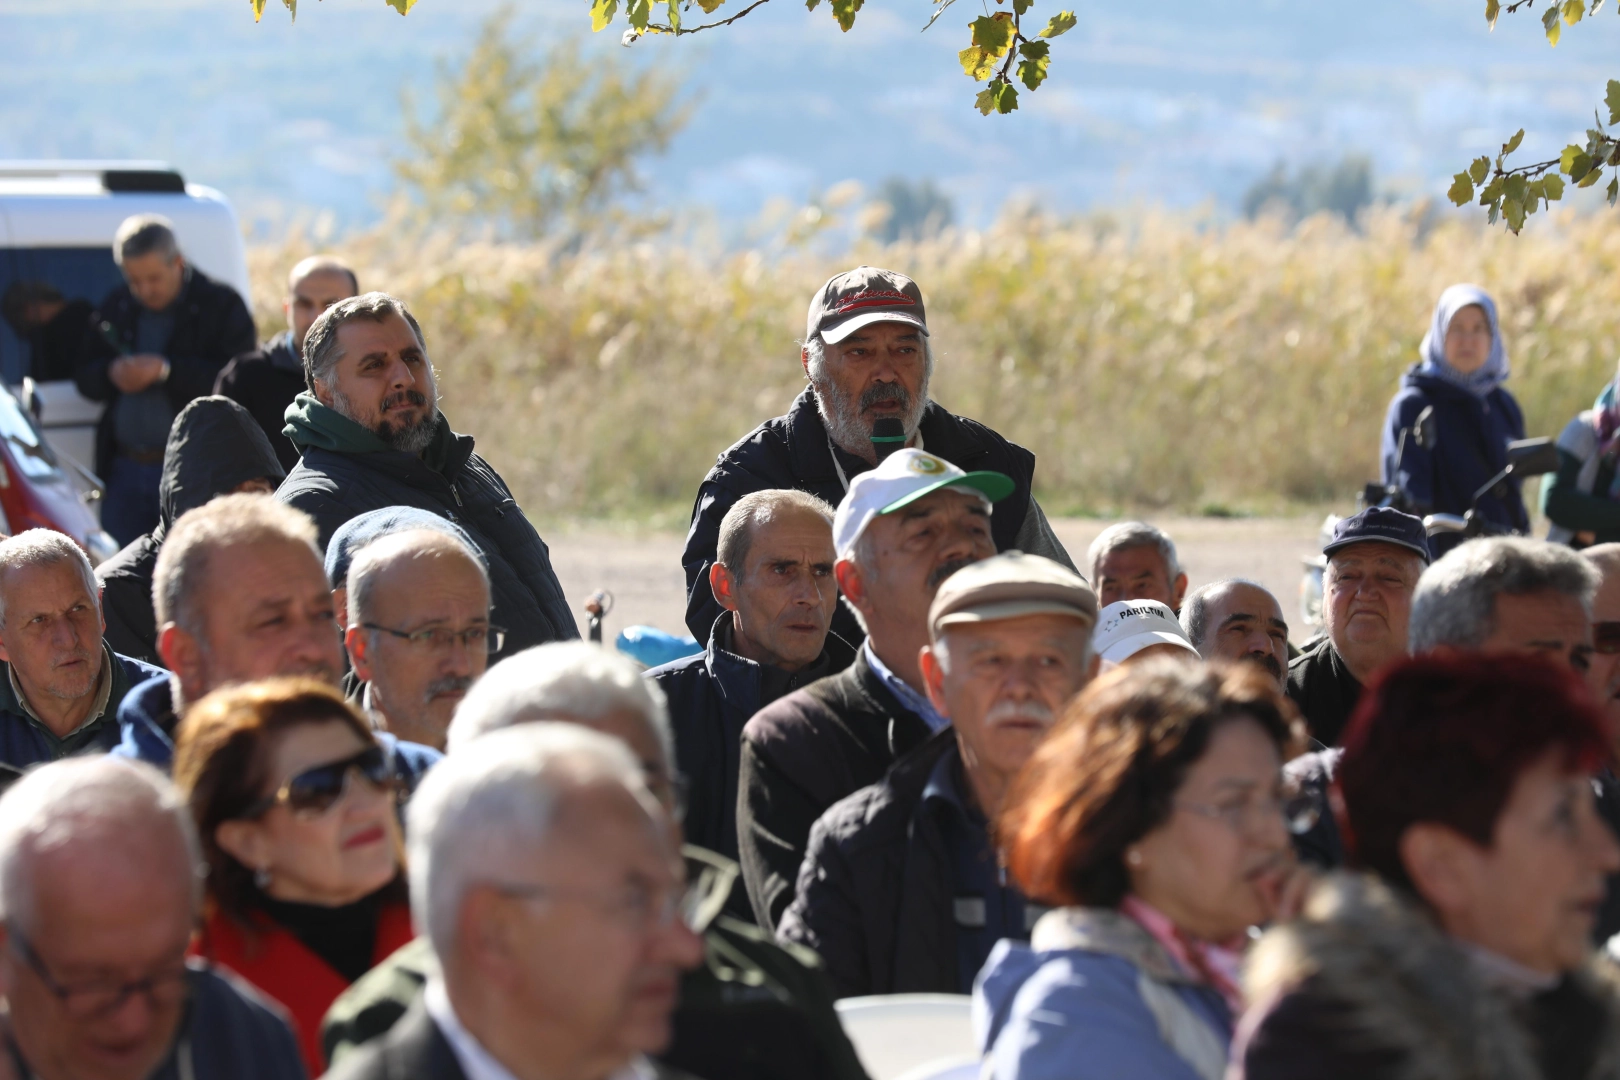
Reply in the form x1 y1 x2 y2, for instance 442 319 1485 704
5 0 1620 522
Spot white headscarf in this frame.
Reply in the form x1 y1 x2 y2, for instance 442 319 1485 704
1417 283 1509 398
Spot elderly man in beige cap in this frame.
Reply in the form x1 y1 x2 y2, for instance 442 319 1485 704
776 551 1098 998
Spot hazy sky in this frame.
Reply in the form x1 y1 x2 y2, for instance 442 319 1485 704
3 0 1618 229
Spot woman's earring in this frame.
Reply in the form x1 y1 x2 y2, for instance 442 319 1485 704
1126 849 1143 867
254 866 272 890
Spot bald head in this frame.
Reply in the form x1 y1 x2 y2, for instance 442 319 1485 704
347 528 489 629
286 255 359 354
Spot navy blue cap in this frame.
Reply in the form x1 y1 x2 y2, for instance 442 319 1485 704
1323 506 1430 564
325 506 485 588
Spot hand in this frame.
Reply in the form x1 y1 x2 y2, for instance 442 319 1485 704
1255 858 1317 925
109 354 168 394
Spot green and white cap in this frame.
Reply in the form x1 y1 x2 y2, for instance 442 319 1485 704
832 448 1014 560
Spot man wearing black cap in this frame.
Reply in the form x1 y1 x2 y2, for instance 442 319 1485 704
1287 506 1430 746
680 266 1073 645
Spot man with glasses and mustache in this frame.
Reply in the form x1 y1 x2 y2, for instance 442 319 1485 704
0 755 305 1080
779 552 1100 997
681 266 1072 646
1182 579 1291 690
277 293 577 658
344 529 495 752
737 449 1005 930
0 531 166 770
113 494 440 794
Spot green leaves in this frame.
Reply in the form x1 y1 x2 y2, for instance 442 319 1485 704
971 13 1015 53
1448 171 1475 206
1485 0 1500 29
1017 40 1051 89
1543 4 1562 44
591 0 620 31
1563 144 1595 182
1562 0 1586 23
1503 128 1525 156
1039 10 1077 36
974 81 1018 115
384 0 416 12
829 0 862 31
959 45 998 80
1608 79 1620 125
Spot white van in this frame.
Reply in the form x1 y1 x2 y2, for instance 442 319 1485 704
0 161 251 477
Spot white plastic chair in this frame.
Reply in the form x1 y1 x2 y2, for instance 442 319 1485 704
892 1055 981 1080
834 994 977 1080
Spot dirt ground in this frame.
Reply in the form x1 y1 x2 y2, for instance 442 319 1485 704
546 514 1332 647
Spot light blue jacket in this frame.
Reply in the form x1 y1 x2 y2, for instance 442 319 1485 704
974 907 1234 1080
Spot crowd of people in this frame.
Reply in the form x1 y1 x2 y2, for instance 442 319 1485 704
3 212 1620 1080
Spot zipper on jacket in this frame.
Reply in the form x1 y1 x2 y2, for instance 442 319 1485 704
449 482 463 507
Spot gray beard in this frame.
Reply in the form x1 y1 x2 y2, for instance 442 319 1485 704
809 369 932 461
328 385 441 453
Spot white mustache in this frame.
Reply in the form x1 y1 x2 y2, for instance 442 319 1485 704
985 699 1055 726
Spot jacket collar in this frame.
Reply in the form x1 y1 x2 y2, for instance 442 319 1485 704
284 393 474 479
1032 906 1206 986
1 644 120 735
702 611 855 711
780 387 992 492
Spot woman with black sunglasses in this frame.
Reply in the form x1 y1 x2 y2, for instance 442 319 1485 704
172 677 413 1077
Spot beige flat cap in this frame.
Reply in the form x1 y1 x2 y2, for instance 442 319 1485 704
928 550 1098 640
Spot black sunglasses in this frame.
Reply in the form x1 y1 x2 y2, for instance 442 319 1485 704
1596 622 1620 656
241 745 394 819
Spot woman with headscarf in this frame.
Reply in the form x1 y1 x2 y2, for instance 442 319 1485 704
1543 357 1620 548
1382 283 1527 558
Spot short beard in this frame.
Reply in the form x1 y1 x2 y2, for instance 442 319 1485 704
808 345 932 460
43 650 102 701
329 383 441 453
1245 652 1284 680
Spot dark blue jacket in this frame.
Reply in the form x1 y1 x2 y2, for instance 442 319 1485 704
113 674 442 794
0 648 167 770
1382 367 1527 556
648 613 855 866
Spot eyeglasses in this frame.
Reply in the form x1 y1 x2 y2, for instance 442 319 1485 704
8 928 190 1020
362 622 506 654
493 873 713 933
1175 791 1321 837
1594 622 1620 655
240 745 395 819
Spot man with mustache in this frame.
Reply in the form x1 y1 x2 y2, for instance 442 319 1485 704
276 293 577 657
1182 578 1290 689
737 449 1004 929
681 266 1073 646
344 528 494 752
0 530 166 769
113 494 440 792
777 552 1099 996
1287 507 1428 746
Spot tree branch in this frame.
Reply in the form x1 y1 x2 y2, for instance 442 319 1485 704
641 0 773 36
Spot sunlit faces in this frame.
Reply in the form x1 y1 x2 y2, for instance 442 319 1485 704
1323 542 1422 677
286 268 358 355
0 559 106 706
1094 545 1187 611
1197 582 1289 686
713 507 837 672
119 251 185 314
1443 303 1493 375
318 313 440 454
1479 590 1594 677
214 720 402 905
804 320 931 460
1128 716 1294 941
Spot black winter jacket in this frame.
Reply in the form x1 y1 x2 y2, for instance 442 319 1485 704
777 732 960 997
1285 637 1363 748
214 331 307 473
648 612 856 870
97 397 286 666
78 267 257 477
682 388 1043 643
276 400 577 655
737 647 934 930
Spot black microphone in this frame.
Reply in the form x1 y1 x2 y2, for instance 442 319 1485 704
871 417 906 462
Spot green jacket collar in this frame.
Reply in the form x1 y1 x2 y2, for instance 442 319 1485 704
283 393 458 473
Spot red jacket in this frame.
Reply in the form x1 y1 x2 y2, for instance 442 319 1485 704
192 901 415 1076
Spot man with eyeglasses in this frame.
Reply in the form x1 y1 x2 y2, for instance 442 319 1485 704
114 494 440 795
778 552 1100 997
345 529 496 751
0 755 304 1080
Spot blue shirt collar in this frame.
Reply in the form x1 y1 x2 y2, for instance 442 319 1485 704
862 640 950 733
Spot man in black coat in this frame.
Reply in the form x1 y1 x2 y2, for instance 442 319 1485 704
737 448 1004 929
778 553 1098 996
215 255 358 472
97 396 285 667
0 280 93 383
275 293 577 655
77 215 256 545
682 266 1072 645
648 488 854 870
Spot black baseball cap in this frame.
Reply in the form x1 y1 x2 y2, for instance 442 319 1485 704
805 266 928 345
1323 506 1431 564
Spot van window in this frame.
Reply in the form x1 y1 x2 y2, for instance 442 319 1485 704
0 380 65 483
0 247 123 385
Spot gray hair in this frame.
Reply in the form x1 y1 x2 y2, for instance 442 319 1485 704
407 723 649 959
804 332 935 453
1409 536 1599 653
153 494 319 635
287 254 359 295
347 528 490 630
447 642 673 766
0 529 99 625
1087 522 1182 584
302 291 426 392
1180 577 1274 649
113 214 180 267
0 756 202 933
717 489 836 576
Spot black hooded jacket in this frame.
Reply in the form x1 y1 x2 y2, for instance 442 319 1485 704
96 396 286 665
214 330 307 473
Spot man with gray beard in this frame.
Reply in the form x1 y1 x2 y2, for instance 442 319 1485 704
681 266 1072 644
276 292 577 656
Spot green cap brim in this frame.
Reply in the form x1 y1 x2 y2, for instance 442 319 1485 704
879 470 1016 515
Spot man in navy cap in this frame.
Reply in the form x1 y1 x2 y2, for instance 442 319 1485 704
1287 506 1430 745
680 266 1073 646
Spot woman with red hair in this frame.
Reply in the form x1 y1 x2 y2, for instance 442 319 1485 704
1233 651 1620 1079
